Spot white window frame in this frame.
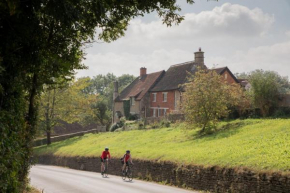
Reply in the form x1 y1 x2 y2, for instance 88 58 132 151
152 93 157 102
131 97 135 106
162 92 168 102
164 109 167 116
153 109 156 117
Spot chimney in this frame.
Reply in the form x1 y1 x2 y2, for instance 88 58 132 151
140 67 147 77
194 47 204 65
113 81 119 100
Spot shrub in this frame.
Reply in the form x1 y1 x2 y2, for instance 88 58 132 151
110 123 120 132
160 119 171 128
128 113 138 121
150 121 160 129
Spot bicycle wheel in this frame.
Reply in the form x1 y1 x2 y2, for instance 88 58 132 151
127 168 133 181
103 163 108 177
121 170 126 180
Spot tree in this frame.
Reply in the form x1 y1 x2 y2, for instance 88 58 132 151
90 97 111 126
183 68 244 133
38 78 97 144
248 70 290 117
0 0 205 191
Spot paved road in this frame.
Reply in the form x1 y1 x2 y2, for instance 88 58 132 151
30 165 199 193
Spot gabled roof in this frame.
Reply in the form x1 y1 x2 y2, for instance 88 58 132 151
116 71 164 101
150 61 202 92
210 66 239 83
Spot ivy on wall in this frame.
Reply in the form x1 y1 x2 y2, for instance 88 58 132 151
123 100 130 119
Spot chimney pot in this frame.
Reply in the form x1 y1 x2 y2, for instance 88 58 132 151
194 48 204 65
140 67 147 77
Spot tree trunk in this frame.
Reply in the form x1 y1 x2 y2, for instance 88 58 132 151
46 130 51 145
45 90 51 145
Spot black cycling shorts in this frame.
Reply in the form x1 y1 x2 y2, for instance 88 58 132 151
100 158 108 162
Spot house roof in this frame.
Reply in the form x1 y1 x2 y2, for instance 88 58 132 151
116 70 164 101
150 61 202 92
210 66 239 83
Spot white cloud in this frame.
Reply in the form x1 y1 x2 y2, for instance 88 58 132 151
207 41 290 77
77 3 281 78
126 3 274 42
77 49 193 77
286 30 290 37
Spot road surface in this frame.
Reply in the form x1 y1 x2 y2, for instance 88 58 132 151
30 165 199 193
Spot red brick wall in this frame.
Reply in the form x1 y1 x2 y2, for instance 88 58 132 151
222 70 238 84
150 90 175 116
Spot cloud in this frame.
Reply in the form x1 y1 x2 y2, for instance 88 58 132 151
77 49 193 77
126 3 274 42
77 3 279 78
286 30 290 37
207 41 290 77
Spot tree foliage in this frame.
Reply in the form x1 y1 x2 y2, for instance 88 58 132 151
248 70 290 117
38 77 97 144
183 68 245 133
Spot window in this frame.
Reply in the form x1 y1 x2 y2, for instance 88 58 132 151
225 73 228 80
131 97 135 106
164 109 167 116
153 109 156 117
152 93 157 102
158 109 161 117
162 92 168 102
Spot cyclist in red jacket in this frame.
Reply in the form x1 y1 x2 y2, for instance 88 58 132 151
100 147 111 175
122 150 133 173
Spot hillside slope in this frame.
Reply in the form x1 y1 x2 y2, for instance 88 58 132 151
34 119 290 172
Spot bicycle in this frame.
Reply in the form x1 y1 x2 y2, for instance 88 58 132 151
101 159 109 178
122 163 133 181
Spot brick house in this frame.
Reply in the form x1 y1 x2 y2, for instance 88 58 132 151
113 68 164 123
113 48 240 121
149 50 239 117
211 67 240 84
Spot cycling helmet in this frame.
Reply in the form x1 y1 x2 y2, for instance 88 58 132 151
126 150 130 153
105 147 109 151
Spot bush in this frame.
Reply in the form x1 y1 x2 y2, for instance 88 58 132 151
138 122 145 130
150 121 160 129
128 113 138 120
272 108 290 118
160 119 171 128
110 123 120 132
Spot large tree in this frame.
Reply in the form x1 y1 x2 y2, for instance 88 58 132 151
0 1 195 191
183 68 244 133
248 70 290 117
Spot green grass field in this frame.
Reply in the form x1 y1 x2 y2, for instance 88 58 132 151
34 119 290 172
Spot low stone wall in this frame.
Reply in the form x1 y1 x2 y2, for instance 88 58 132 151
34 129 101 146
36 155 290 193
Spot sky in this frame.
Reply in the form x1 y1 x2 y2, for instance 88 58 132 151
76 0 290 78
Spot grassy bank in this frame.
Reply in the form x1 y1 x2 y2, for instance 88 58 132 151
34 119 290 172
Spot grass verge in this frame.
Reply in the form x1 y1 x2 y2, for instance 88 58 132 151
34 119 290 172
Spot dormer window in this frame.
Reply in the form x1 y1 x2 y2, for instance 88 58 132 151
225 74 228 80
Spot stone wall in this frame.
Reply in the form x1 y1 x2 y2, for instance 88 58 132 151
36 155 290 193
34 128 105 146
